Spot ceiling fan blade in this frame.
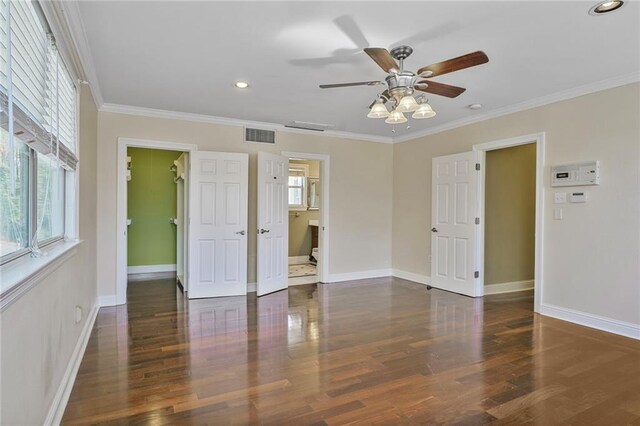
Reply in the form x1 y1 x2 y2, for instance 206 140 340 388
364 48 399 73
417 51 488 78
319 80 383 89
368 89 390 109
415 81 466 98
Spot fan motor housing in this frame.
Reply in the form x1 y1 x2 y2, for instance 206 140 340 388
386 71 417 100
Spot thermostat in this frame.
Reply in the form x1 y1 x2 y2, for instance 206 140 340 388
551 161 600 187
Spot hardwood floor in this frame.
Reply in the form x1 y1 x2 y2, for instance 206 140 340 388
63 278 640 425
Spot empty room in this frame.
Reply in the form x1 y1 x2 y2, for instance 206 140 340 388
0 1 639 425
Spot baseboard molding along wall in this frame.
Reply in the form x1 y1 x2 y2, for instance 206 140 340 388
127 264 176 274
98 295 117 307
540 303 640 340
484 280 534 295
326 269 392 283
392 269 431 286
44 300 99 425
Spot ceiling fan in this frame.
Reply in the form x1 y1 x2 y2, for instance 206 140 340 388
319 46 489 124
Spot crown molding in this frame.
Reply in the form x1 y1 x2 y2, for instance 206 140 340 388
393 72 640 144
46 0 104 109
100 103 394 144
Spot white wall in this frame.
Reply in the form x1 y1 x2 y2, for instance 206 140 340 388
0 85 99 424
96 112 394 299
393 83 640 329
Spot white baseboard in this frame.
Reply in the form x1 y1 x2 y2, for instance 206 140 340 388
326 269 392 283
44 300 99 425
98 295 117 307
127 264 176 274
540 303 640 340
288 256 310 265
127 271 176 281
247 282 256 293
485 280 534 295
289 275 318 286
392 269 431 286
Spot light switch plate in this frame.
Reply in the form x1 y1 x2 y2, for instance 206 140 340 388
554 207 563 220
554 192 567 204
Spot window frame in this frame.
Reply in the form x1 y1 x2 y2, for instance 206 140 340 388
288 164 309 211
0 0 78 268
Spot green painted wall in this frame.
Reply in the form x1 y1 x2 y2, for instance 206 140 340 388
127 148 182 266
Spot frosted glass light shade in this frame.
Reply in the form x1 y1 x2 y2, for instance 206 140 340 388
385 109 407 124
396 95 420 113
367 101 390 118
412 102 436 119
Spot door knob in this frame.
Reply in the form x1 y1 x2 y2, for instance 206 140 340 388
431 227 438 233
235 230 246 235
259 228 270 234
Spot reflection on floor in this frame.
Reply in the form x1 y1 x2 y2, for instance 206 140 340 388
62 278 640 424
288 262 317 278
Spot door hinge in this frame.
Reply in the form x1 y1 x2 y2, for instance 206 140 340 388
474 271 479 278
475 163 481 171
475 217 480 225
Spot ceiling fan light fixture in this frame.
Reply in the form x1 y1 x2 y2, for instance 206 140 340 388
412 103 436 119
385 109 407 124
396 95 420 113
367 100 390 118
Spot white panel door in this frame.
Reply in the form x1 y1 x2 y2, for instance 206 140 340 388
188 151 248 298
257 152 288 296
431 151 480 297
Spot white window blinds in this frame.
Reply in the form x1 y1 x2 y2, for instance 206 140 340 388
0 0 77 170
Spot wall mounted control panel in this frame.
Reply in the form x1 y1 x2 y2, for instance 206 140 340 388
551 161 600 187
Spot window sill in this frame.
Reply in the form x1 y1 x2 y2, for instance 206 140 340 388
289 207 309 212
0 239 82 312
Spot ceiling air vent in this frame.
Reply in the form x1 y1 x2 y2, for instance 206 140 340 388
285 121 334 132
245 127 276 144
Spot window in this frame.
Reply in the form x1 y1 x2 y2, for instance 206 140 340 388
0 0 77 265
288 165 309 210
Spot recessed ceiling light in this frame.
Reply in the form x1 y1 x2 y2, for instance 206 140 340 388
589 0 624 15
468 103 483 110
235 81 249 89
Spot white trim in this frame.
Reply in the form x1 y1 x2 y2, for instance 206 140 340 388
101 103 393 144
127 264 176 274
484 280 534 295
473 132 545 313
46 1 104 109
281 152 330 285
117 138 198 306
394 73 640 143
325 269 392 283
540 303 640 340
247 282 257 293
288 256 310 265
0 240 81 311
289 276 319 286
44 300 99 426
127 272 176 282
392 269 431 286
98 295 117 307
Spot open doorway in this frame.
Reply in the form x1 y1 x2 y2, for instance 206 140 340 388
116 138 197 306
287 159 321 285
482 143 536 296
126 148 186 289
473 132 545 312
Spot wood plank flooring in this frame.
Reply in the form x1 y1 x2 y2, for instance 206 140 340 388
62 277 640 425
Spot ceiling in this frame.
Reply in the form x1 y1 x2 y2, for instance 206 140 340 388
76 1 640 141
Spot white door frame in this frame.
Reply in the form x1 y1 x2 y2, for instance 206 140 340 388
473 132 545 312
116 137 198 306
281 151 330 284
